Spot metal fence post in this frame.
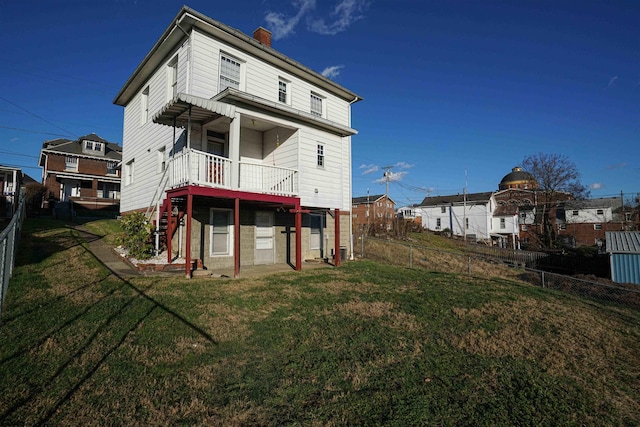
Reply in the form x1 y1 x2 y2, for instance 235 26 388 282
361 233 364 258
541 271 545 288
468 256 471 275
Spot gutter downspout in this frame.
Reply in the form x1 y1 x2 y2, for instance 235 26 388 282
348 96 359 260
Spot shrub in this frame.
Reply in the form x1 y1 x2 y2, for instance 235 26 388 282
25 182 47 217
120 212 154 259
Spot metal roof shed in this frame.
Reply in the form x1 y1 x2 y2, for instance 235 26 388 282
605 231 640 285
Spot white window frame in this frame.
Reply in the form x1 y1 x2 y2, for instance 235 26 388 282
436 218 441 228
210 208 233 256
441 206 447 214
124 159 134 186
500 218 506 229
85 140 94 150
141 86 149 125
309 214 323 250
317 144 324 167
594 224 602 230
106 161 118 176
596 209 604 215
167 56 178 101
310 92 324 117
278 78 290 104
572 210 579 216
65 156 78 171
558 224 567 230
219 53 242 93
157 146 166 174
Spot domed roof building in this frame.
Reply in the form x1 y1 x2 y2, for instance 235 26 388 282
499 166 538 190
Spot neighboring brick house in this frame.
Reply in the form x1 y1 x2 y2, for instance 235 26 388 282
39 134 122 213
113 6 361 277
556 197 625 247
352 194 395 232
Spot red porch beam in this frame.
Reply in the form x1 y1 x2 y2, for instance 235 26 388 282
290 206 310 271
185 194 193 279
335 208 341 267
234 198 240 278
166 197 172 264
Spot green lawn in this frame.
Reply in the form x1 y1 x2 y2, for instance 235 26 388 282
1 219 639 426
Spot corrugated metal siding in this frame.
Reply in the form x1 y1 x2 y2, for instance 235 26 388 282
610 253 640 285
606 231 640 253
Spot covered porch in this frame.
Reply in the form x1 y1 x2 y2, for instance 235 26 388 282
161 185 343 279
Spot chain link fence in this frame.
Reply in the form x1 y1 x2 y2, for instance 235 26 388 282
1 189 26 322
359 234 640 309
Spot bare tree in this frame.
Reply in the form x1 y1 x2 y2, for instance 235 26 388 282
522 153 590 248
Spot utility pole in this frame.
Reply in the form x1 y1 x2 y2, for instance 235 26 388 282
382 165 393 231
463 170 467 242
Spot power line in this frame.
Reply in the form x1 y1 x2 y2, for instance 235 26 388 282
0 125 74 138
0 150 39 159
0 97 78 139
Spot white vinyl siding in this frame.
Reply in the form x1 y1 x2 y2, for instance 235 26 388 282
167 56 178 100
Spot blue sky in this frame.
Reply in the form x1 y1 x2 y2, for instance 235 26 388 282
1 0 638 207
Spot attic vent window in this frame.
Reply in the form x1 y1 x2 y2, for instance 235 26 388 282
85 141 102 151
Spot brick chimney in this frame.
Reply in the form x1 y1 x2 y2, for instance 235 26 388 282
253 27 272 47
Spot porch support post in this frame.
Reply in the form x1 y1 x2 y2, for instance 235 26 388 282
335 208 341 267
234 197 240 278
166 197 172 264
185 193 193 278
228 113 241 190
295 206 302 271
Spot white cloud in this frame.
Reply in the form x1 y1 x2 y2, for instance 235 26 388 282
605 162 627 170
394 161 414 169
590 182 604 190
265 0 316 40
373 171 407 184
10 137 19 142
321 65 344 79
360 164 378 175
606 75 618 88
265 0 367 39
308 0 368 35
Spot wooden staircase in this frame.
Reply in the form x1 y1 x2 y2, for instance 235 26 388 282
154 196 186 256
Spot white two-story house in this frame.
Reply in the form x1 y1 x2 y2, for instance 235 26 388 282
419 192 495 242
113 6 361 277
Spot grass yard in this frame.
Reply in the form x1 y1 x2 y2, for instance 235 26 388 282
1 219 639 426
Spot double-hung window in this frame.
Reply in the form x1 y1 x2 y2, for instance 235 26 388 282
278 79 289 104
167 56 178 100
310 93 323 117
106 161 118 175
65 156 78 171
500 218 506 229
219 54 241 92
141 87 149 124
317 144 324 167
210 209 232 256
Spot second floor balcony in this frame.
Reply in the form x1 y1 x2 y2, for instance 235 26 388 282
170 148 298 197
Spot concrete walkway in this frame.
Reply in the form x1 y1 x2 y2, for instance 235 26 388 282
74 225 139 278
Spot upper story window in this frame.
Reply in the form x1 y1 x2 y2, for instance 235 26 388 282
310 93 323 117
141 86 149 125
572 210 579 216
167 56 178 100
219 54 241 92
316 144 324 167
441 206 447 213
278 78 291 104
500 218 506 229
65 156 78 171
594 224 602 230
596 209 604 215
84 140 104 154
106 161 118 175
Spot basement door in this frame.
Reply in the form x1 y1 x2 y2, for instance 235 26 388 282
254 211 275 265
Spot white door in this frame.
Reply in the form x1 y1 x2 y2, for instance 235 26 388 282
61 180 80 201
254 211 275 265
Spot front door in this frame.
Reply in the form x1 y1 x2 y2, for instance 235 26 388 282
61 180 80 201
254 211 275 265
